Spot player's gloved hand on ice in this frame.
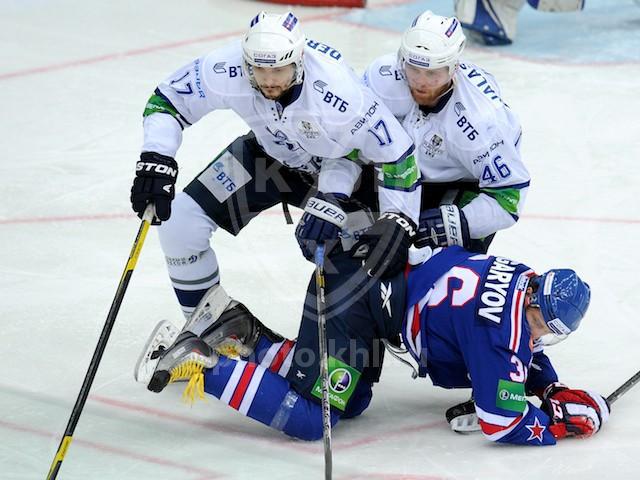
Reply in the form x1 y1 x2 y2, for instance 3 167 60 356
541 382 610 439
351 212 416 279
414 205 470 249
130 151 178 223
295 192 348 260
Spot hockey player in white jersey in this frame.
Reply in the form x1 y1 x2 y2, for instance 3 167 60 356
130 11 421 318
363 10 530 253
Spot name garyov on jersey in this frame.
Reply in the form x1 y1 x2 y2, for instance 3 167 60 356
403 246 558 445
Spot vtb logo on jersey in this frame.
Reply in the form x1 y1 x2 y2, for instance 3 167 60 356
423 133 444 158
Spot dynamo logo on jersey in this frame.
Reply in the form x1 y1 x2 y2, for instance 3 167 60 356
282 13 298 32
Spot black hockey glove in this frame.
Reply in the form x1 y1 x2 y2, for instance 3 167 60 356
130 152 178 223
352 212 416 279
414 205 470 249
295 192 348 260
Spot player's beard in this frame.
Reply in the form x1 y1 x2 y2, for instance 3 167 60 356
259 85 288 100
410 81 453 107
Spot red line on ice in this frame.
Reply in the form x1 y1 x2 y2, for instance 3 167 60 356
0 8 365 81
0 0 419 81
341 475 451 480
334 420 443 450
0 212 133 225
1 211 638 226
90 394 443 454
0 419 223 479
90 394 318 454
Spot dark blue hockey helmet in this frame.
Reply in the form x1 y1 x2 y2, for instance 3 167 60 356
529 269 591 345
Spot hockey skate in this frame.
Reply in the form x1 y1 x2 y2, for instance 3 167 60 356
201 300 284 359
147 331 218 404
185 284 285 359
135 285 280 384
134 284 234 384
446 397 480 433
134 320 180 384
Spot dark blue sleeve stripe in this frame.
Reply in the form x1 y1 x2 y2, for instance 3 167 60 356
174 287 210 308
389 144 416 164
154 87 192 127
484 180 530 190
380 181 421 193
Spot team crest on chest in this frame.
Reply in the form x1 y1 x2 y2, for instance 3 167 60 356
298 120 320 139
423 133 444 158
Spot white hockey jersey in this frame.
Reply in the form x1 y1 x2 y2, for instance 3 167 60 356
363 54 530 239
142 41 421 222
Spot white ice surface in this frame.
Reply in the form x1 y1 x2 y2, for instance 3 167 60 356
2 1 639 479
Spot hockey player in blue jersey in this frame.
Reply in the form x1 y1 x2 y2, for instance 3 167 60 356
138 246 609 446
455 1 586 46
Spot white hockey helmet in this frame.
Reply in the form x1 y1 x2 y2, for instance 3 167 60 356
242 11 306 89
398 11 466 77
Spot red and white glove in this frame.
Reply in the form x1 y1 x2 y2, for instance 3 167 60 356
542 382 610 439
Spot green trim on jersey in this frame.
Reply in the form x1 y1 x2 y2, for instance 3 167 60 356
143 93 179 118
458 190 479 209
382 154 419 190
481 187 521 215
344 149 360 162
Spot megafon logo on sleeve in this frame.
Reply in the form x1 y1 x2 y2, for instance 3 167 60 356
312 357 361 411
496 379 526 413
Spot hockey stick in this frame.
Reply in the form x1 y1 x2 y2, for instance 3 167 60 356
314 244 333 480
607 369 640 405
46 205 155 480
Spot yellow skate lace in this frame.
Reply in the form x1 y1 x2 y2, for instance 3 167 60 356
169 360 207 405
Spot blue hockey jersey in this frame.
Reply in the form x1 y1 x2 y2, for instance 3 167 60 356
403 247 559 445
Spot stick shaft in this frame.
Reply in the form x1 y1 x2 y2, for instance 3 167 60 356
46 208 153 480
607 369 640 405
314 245 332 480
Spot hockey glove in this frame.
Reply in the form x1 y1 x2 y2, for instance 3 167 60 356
414 205 470 249
295 193 348 260
542 382 610 439
352 212 416 279
131 152 178 223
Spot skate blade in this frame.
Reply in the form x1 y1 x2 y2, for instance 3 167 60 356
134 320 180 383
450 413 481 433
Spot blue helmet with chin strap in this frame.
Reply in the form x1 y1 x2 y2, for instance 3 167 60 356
529 269 591 345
